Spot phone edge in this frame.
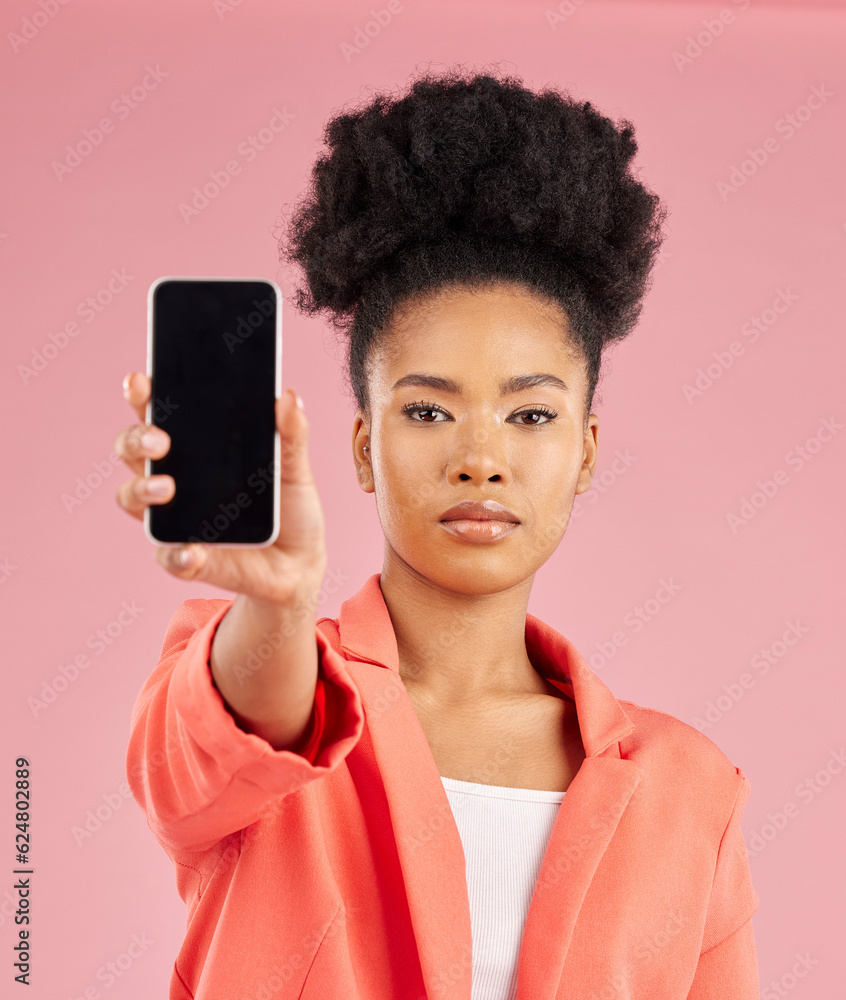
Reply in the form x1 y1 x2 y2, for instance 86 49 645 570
142 275 283 549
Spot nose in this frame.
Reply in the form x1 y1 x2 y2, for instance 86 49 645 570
446 424 511 484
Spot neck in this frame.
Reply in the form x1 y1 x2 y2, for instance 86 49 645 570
378 551 549 707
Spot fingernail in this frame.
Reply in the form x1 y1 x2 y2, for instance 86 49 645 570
293 389 304 410
176 547 194 567
141 428 166 451
123 373 135 396
146 478 171 496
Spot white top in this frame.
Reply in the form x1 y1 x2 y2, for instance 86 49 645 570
440 775 566 1000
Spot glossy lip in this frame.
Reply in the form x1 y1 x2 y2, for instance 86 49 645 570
438 518 520 544
439 499 521 523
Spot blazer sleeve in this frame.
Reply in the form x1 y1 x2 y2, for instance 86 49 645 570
686 767 761 999
125 598 364 856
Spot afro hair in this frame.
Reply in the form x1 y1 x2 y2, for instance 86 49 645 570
278 64 668 416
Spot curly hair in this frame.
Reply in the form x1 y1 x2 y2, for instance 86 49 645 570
278 64 667 417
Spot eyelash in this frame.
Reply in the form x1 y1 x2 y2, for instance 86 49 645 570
400 400 558 426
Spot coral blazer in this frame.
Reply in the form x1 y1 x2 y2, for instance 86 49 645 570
126 572 760 1000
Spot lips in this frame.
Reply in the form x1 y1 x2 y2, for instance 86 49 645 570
439 499 521 523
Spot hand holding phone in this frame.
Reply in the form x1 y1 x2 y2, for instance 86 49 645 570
113 292 328 602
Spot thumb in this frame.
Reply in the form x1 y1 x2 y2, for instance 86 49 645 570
276 388 314 485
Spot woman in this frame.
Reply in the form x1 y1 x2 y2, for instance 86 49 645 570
118 67 760 1000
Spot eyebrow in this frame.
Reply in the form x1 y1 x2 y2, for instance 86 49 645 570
391 372 569 395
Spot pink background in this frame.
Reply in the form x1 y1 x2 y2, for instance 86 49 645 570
2 0 845 996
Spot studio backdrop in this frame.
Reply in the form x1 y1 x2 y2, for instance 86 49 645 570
1 0 844 996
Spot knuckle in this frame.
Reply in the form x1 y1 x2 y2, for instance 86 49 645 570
115 480 134 511
131 425 148 458
180 549 207 582
121 426 144 461
156 546 178 573
113 429 128 459
134 478 152 505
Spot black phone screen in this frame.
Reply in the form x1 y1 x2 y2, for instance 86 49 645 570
145 277 281 546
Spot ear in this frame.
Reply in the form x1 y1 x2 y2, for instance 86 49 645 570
351 409 374 494
574 413 599 495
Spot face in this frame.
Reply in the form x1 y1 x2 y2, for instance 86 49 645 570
351 281 599 596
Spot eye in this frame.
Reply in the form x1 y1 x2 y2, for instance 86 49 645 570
401 401 558 425
401 400 449 422
511 406 558 426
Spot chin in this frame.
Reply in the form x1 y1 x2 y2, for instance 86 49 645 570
411 551 533 597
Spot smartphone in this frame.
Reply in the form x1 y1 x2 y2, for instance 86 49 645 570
144 276 282 547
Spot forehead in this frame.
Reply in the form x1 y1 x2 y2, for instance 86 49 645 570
372 282 580 382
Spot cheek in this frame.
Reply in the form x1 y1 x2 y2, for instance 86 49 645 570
524 438 578 487
527 447 582 526
372 447 438 526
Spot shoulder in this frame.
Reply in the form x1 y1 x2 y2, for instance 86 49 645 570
617 698 746 806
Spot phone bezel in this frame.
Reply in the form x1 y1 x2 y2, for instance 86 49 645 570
143 275 282 549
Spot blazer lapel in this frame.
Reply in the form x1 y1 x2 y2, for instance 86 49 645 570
516 616 644 998
335 574 643 1000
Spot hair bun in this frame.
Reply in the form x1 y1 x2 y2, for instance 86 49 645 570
277 65 667 412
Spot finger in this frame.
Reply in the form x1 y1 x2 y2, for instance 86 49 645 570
116 474 175 520
270 389 327 560
113 422 171 477
153 540 306 604
276 388 315 485
122 371 151 425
